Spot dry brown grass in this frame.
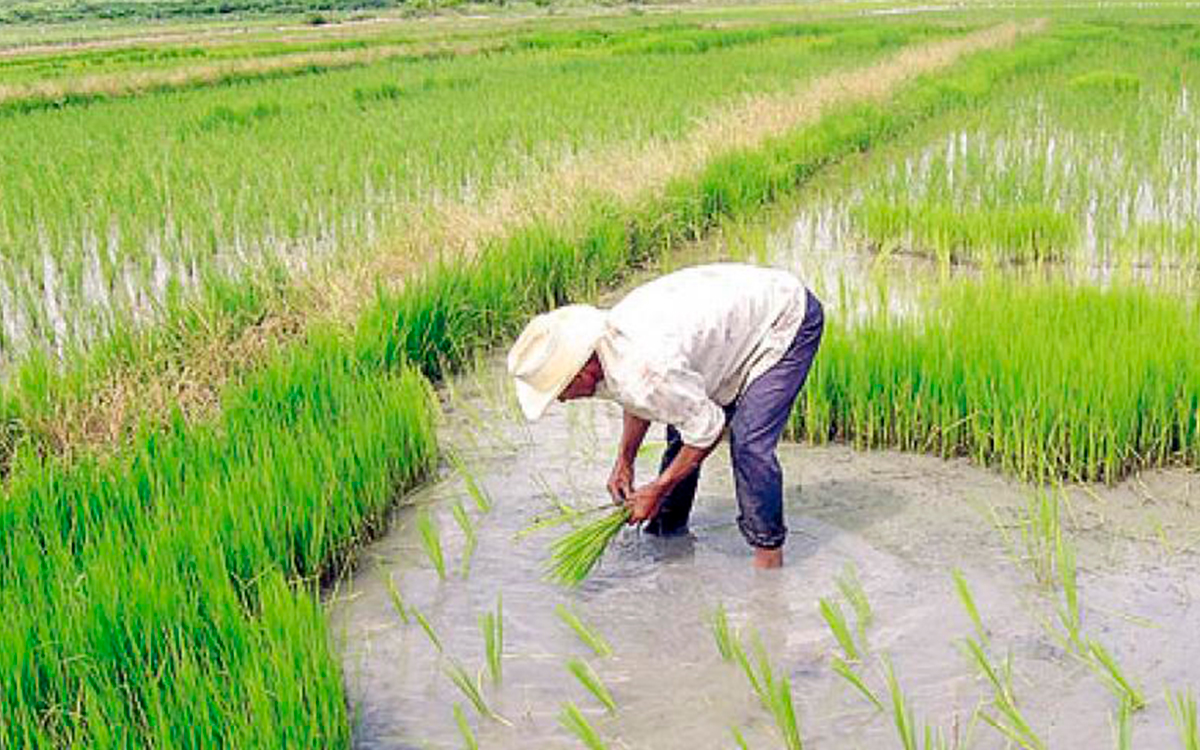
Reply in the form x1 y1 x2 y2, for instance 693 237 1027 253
0 38 493 109
25 20 1043 461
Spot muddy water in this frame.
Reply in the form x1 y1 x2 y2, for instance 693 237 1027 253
330 345 1200 749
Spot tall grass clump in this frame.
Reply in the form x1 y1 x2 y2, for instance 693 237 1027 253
793 277 1200 483
0 332 438 747
547 507 630 586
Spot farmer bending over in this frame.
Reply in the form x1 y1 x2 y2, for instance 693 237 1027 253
507 263 824 569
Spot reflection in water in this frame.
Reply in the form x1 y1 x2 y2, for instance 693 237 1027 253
331 351 1200 749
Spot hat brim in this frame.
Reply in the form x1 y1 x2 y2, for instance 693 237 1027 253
514 375 559 422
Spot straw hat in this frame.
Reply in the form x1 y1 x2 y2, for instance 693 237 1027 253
507 304 608 421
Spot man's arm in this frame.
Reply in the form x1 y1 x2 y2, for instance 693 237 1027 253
625 437 719 523
608 409 651 503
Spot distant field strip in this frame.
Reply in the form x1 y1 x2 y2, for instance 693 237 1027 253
15 21 1043 460
402 19 1039 274
0 38 493 110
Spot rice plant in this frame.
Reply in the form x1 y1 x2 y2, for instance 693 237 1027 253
547 508 630 586
1111 696 1133 750
1088 640 1145 712
412 607 444 654
559 701 609 750
382 571 410 625
836 564 873 645
732 727 752 750
818 597 860 662
831 655 884 712
454 703 479 750
567 658 617 713
722 628 804 750
448 448 493 514
961 638 1046 750
444 658 504 724
556 604 613 658
1167 689 1198 750
480 595 503 684
712 602 736 662
1056 532 1084 654
452 500 477 578
951 569 988 648
416 508 446 581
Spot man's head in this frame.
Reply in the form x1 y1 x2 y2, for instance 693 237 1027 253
507 304 607 421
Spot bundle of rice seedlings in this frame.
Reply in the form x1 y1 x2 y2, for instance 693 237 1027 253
547 507 630 586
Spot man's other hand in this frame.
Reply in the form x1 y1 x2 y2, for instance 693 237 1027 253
607 459 634 504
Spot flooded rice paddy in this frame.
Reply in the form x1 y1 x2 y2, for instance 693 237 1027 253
332 339 1200 749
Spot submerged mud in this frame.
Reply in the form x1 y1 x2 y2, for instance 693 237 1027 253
331 357 1200 749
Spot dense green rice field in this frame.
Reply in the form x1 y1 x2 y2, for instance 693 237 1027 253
2 2 1200 747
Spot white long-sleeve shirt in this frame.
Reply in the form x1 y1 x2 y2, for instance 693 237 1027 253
594 263 808 447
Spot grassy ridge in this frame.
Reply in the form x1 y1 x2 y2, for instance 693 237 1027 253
1 25 1075 749
794 278 1200 483
1 334 437 746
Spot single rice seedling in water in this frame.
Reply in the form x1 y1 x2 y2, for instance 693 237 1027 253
448 447 493 513
547 507 630 586
567 658 617 713
416 508 446 581
1056 533 1084 654
382 571 410 624
732 727 751 750
819 597 860 662
480 595 503 683
836 564 873 646
444 658 506 724
1111 696 1132 750
452 500 477 578
1167 688 1198 750
831 655 884 712
556 604 612 658
961 638 1046 750
454 703 479 750
1088 640 1145 711
559 701 608 750
713 602 736 662
411 606 443 653
951 569 988 648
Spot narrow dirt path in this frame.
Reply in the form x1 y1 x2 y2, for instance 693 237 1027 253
27 20 1045 463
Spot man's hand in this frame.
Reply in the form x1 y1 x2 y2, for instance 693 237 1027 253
625 483 666 524
607 459 634 505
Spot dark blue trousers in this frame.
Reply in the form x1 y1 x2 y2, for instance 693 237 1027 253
644 289 824 549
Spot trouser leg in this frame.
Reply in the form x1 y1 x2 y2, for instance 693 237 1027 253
643 424 700 536
729 290 825 549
